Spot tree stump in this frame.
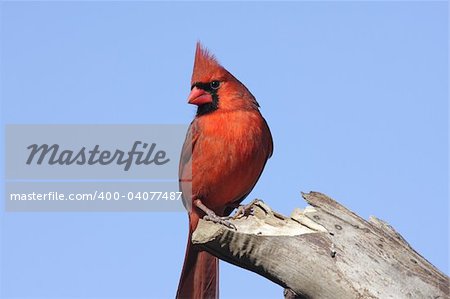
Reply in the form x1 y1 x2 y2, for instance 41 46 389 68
191 192 449 299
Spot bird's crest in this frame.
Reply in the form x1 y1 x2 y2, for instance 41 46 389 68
191 42 226 85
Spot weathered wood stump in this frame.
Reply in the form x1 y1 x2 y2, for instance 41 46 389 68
192 192 449 299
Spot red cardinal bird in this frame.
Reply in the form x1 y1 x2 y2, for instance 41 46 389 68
176 43 273 299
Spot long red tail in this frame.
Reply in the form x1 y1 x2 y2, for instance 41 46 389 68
176 215 218 299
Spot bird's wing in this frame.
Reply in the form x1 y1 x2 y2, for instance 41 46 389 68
179 121 195 176
179 120 199 210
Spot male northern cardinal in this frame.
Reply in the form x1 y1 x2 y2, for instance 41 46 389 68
176 43 273 299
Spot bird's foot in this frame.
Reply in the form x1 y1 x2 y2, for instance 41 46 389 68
203 214 236 230
232 199 259 219
193 199 237 230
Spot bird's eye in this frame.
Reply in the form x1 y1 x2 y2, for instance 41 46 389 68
210 81 220 90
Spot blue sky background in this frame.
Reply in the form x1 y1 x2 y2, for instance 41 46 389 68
0 1 448 298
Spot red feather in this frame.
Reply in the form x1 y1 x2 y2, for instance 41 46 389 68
177 42 273 299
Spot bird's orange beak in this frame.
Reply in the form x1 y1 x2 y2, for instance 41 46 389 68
188 87 213 106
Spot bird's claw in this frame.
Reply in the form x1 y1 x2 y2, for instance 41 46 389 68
203 214 237 230
232 205 254 220
232 199 259 219
193 198 237 230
